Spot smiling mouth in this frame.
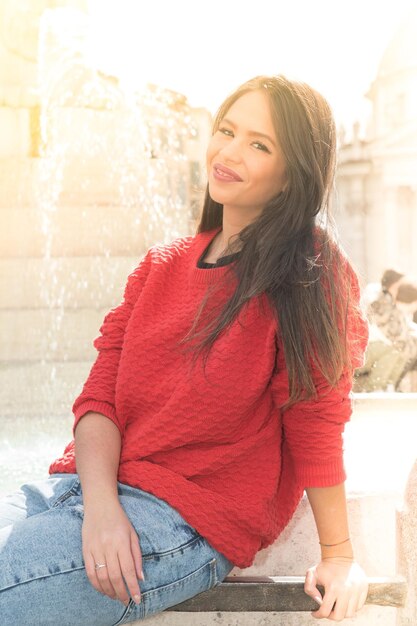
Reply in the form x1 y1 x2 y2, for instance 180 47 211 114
213 164 243 182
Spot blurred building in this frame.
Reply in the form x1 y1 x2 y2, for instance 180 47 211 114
336 7 417 282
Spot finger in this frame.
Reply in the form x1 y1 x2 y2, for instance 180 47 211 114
330 596 349 622
84 552 113 599
119 545 142 604
304 569 323 606
130 530 145 581
106 553 130 606
358 587 369 609
94 557 118 600
311 590 337 619
345 593 360 618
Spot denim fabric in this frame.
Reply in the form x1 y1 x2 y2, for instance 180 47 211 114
0 473 235 625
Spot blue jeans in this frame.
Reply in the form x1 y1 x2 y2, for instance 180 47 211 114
0 473 234 625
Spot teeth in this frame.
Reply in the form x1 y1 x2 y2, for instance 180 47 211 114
216 168 234 179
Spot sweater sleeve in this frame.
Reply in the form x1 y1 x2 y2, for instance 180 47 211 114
271 262 369 489
71 249 153 436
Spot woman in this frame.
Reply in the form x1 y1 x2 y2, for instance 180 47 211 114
0 75 369 624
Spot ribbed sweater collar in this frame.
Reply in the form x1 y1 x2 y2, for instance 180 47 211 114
188 227 239 286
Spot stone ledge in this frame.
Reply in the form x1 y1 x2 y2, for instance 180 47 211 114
169 576 406 611
353 392 417 412
126 606 396 626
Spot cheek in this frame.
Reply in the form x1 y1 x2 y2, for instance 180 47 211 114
269 162 287 194
256 163 284 191
206 136 221 163
206 146 215 174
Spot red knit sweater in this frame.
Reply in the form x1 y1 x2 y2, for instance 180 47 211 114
50 227 368 568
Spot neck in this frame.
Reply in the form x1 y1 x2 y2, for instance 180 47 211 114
214 207 258 257
208 231 239 261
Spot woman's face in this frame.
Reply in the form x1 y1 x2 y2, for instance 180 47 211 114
206 90 287 217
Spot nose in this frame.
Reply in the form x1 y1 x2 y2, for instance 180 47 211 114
219 136 243 163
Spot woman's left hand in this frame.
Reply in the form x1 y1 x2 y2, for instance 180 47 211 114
304 558 369 621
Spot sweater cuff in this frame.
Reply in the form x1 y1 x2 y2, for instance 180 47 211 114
296 459 347 488
72 400 121 437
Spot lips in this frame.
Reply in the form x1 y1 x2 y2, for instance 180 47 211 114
213 163 243 182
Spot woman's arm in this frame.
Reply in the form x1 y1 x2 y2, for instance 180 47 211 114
305 483 353 560
75 412 144 607
75 412 121 505
71 255 153 604
304 482 368 621
270 259 369 620
72 250 153 437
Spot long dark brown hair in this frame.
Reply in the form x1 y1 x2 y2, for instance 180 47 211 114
179 75 357 406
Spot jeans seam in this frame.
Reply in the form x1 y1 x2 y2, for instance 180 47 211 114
141 534 203 561
147 557 217 598
111 599 135 626
0 565 86 593
51 478 81 508
210 557 218 587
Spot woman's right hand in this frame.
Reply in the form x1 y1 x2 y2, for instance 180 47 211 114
82 500 145 606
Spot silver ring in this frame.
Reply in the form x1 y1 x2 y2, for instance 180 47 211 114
95 563 107 570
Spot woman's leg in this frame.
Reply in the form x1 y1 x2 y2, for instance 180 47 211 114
0 474 77 529
113 483 235 623
0 475 234 626
0 474 144 626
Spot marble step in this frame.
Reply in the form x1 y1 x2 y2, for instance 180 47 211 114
127 606 396 626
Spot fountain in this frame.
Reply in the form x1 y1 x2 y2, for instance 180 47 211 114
0 4 206 495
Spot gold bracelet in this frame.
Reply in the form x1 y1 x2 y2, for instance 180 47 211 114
319 537 350 547
322 555 354 559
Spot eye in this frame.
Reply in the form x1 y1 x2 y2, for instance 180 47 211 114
218 127 233 136
252 141 271 153
216 127 272 153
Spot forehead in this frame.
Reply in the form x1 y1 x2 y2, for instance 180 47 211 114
223 90 275 133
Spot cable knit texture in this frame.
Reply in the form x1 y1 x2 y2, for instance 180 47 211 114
50 227 369 568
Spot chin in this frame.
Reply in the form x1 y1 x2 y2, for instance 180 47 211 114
207 186 226 205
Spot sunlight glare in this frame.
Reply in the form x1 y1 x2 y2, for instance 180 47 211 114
86 0 416 129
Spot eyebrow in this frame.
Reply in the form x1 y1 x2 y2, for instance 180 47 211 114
221 117 277 147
